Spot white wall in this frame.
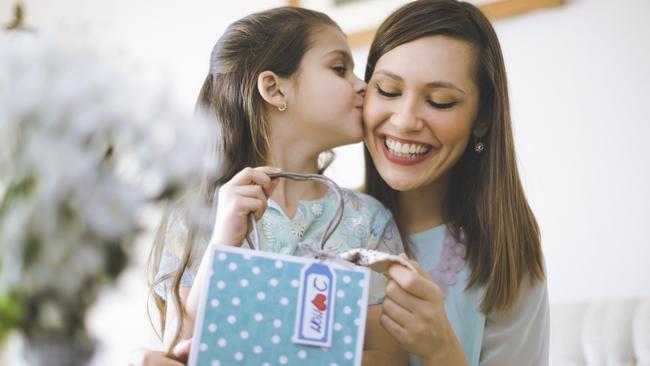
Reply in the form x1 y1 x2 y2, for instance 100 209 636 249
2 0 649 363
491 0 650 303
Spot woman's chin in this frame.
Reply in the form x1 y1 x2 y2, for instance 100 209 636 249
379 170 424 192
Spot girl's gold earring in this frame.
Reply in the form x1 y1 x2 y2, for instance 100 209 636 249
278 102 287 112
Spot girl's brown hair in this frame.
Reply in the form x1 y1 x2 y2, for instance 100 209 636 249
145 7 339 353
364 0 544 314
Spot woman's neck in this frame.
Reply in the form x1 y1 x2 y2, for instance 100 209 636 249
397 174 449 235
266 128 328 218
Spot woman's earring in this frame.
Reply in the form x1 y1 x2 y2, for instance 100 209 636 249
278 102 287 112
473 136 485 154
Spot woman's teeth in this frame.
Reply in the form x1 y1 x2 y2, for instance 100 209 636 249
385 137 432 157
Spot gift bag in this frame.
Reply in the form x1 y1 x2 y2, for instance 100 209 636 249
188 173 370 366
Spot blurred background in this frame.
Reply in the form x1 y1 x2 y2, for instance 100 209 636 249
1 0 649 364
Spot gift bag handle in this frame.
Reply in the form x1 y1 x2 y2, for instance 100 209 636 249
246 172 344 252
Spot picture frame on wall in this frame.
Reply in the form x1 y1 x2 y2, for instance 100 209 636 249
289 0 565 47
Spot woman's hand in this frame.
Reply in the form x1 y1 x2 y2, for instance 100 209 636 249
129 339 191 366
380 255 467 366
210 166 280 247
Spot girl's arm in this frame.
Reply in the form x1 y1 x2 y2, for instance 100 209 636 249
362 304 408 365
382 259 468 366
162 286 192 350
163 166 280 349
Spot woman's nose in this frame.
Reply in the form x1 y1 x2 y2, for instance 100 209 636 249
391 96 423 132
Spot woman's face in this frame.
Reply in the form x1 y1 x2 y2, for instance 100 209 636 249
363 36 480 192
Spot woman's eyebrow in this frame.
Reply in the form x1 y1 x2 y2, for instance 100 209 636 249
374 69 465 94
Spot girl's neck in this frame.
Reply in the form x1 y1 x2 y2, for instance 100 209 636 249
397 174 450 235
266 129 328 219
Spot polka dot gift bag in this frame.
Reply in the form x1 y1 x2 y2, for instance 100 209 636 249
188 173 370 366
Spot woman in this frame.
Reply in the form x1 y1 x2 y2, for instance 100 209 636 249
363 0 548 365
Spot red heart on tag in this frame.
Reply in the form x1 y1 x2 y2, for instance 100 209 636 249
312 294 327 312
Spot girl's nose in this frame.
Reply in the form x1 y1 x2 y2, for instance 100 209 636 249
353 74 367 97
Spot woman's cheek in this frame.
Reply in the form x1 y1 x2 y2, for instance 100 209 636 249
362 98 382 130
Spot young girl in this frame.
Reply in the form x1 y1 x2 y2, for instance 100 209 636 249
147 7 406 365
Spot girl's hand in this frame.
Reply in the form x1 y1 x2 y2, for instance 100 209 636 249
380 254 467 365
129 339 191 366
210 166 280 247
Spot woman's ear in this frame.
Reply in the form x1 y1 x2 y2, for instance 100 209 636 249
257 71 286 111
472 116 490 140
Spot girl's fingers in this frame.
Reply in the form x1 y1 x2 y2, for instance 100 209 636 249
267 176 281 197
172 339 192 363
129 349 184 366
237 197 266 220
234 187 268 220
253 166 282 197
233 185 268 203
229 167 277 196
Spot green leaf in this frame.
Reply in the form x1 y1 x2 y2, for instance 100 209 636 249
0 294 21 343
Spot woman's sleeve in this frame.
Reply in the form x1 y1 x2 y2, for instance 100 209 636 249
366 210 405 305
479 277 550 366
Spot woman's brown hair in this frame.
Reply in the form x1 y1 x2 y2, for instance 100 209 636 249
364 0 544 314
145 6 340 353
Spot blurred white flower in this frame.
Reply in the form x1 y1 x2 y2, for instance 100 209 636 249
0 34 216 338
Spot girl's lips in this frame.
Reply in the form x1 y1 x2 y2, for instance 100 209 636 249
379 134 436 166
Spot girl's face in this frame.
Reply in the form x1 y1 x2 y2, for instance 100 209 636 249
363 36 480 192
287 26 366 151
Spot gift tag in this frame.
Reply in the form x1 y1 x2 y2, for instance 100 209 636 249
292 262 337 347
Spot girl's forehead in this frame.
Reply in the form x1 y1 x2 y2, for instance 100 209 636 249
308 26 351 57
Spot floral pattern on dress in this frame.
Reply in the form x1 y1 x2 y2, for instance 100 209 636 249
156 188 405 304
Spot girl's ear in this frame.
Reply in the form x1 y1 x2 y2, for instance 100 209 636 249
257 71 287 111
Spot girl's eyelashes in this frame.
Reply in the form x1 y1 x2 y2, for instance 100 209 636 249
333 66 348 76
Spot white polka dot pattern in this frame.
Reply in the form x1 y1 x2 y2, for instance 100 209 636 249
195 248 369 365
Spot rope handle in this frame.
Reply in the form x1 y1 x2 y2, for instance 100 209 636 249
245 172 344 251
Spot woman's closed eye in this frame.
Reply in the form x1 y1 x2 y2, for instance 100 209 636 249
375 84 400 98
376 83 458 109
427 99 457 109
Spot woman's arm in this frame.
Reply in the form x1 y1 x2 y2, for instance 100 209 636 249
382 258 467 366
362 304 408 365
479 278 549 365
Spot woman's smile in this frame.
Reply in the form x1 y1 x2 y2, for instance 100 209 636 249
379 134 437 166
